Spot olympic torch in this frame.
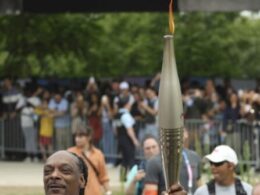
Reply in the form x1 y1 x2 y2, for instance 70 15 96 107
158 0 184 190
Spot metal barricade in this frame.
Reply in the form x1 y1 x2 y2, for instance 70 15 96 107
0 116 259 169
185 119 222 155
0 116 26 160
252 121 260 169
0 115 73 161
0 119 5 159
185 119 260 168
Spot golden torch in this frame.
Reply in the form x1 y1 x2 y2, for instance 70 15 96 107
158 0 184 189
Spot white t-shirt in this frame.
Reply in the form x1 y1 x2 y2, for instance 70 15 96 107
16 96 41 128
194 181 252 195
119 108 135 129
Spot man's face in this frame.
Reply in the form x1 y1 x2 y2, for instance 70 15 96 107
210 161 234 185
145 88 156 100
111 82 119 91
143 138 160 159
3 78 12 89
43 151 84 195
121 89 129 97
54 94 62 103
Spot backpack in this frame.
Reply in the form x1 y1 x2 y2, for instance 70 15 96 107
207 178 247 195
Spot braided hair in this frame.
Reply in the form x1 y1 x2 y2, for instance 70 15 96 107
70 152 88 195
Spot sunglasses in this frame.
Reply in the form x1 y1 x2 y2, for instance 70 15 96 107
209 161 227 167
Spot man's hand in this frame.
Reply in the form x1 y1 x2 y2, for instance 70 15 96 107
161 184 187 195
134 170 146 182
133 139 140 147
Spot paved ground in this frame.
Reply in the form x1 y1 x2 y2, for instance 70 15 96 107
1 160 259 190
0 161 121 187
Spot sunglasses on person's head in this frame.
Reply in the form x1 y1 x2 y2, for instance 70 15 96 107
209 161 227 167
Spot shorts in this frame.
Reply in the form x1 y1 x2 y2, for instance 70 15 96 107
40 136 52 146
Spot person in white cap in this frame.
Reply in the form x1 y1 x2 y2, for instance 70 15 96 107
119 81 135 105
113 81 135 114
194 145 252 195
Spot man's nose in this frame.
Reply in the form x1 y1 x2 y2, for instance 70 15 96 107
50 169 60 178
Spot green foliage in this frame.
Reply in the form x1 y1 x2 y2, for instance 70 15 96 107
0 14 103 77
0 12 259 78
95 13 167 77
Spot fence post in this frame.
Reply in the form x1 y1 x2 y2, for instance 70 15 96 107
0 119 5 159
255 124 260 170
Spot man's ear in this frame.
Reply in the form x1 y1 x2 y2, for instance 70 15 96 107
227 162 235 171
79 174 86 188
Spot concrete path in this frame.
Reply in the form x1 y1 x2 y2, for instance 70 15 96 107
0 161 121 187
2 160 258 190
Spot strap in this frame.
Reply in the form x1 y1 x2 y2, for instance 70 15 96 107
235 178 247 195
207 178 247 195
81 152 99 177
207 179 215 195
182 150 193 191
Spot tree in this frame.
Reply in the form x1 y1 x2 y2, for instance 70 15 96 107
0 12 259 78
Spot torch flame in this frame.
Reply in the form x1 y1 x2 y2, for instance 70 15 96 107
169 0 175 34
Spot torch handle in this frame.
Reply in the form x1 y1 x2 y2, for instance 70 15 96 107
160 127 183 189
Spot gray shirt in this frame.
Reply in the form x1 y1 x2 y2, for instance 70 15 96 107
144 154 165 194
180 148 201 193
144 149 202 194
194 181 253 195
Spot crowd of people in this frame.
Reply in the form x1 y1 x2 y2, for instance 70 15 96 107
1 74 259 161
1 74 260 195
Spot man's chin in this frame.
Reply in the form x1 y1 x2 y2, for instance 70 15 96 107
47 187 66 195
213 174 221 182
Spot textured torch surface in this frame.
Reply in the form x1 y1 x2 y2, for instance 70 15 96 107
160 127 183 189
158 35 184 189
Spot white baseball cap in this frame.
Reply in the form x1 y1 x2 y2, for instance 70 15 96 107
119 81 129 90
89 76 95 84
205 145 238 165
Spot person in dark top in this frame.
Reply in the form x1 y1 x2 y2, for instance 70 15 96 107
140 87 159 138
125 134 160 195
222 91 241 154
114 96 139 181
131 90 145 142
143 154 165 194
